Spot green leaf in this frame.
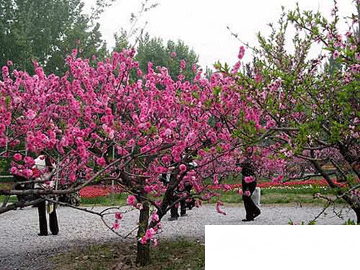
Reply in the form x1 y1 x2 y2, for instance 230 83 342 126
212 86 222 96
5 96 11 107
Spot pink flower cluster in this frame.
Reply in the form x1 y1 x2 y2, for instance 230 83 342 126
80 186 110 198
244 176 255 183
139 222 162 245
238 46 245 60
112 211 124 230
215 200 227 215
243 190 251 196
126 195 137 206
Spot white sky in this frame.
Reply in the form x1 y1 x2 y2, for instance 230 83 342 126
83 0 357 69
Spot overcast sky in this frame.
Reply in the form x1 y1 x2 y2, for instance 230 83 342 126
84 0 356 69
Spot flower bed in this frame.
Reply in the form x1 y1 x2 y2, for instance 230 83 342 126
79 179 351 199
80 185 126 198
79 186 110 198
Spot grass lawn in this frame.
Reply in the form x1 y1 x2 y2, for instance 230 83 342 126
51 238 205 270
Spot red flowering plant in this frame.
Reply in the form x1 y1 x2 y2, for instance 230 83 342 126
79 186 110 198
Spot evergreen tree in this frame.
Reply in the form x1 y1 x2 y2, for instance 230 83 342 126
0 0 108 75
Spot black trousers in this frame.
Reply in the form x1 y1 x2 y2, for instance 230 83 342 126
170 197 187 217
242 181 260 220
170 184 194 218
37 200 59 235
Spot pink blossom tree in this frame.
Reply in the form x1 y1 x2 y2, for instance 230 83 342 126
1 46 275 264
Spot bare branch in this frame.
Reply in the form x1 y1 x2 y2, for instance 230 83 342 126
0 198 43 214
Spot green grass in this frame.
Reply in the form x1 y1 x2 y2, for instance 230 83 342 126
51 238 205 270
0 195 18 204
206 184 338 206
1 184 340 207
261 185 334 195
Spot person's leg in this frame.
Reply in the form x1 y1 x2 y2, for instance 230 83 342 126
186 198 195 210
169 205 179 220
242 182 260 221
180 199 187 216
242 195 254 221
169 192 180 220
37 200 48 236
49 205 59 235
247 197 261 220
183 184 193 212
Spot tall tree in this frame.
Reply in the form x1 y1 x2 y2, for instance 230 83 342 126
0 0 109 75
136 34 199 81
114 32 200 81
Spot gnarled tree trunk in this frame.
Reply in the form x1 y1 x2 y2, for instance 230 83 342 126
311 158 360 224
136 200 150 266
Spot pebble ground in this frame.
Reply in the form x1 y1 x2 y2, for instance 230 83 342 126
0 203 356 269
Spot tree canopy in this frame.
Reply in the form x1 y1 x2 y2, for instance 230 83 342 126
115 32 200 81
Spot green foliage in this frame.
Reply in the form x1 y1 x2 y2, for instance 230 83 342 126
113 30 131 52
51 239 205 270
226 2 360 208
0 158 11 175
0 0 109 75
45 21 108 75
116 33 200 81
344 219 357 225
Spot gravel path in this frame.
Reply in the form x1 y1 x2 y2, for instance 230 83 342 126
0 203 356 269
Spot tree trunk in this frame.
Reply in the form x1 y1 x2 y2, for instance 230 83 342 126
311 158 360 224
136 201 151 266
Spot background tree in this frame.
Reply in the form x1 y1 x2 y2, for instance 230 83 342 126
219 2 360 222
44 19 108 75
0 0 112 75
138 34 199 81
114 32 200 81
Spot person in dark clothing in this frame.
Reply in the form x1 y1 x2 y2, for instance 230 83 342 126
36 199 58 236
182 182 195 212
240 155 261 222
160 169 180 221
177 181 194 217
168 183 194 220
14 155 59 235
160 168 184 221
161 164 195 221
13 172 58 235
179 160 197 216
36 155 59 236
